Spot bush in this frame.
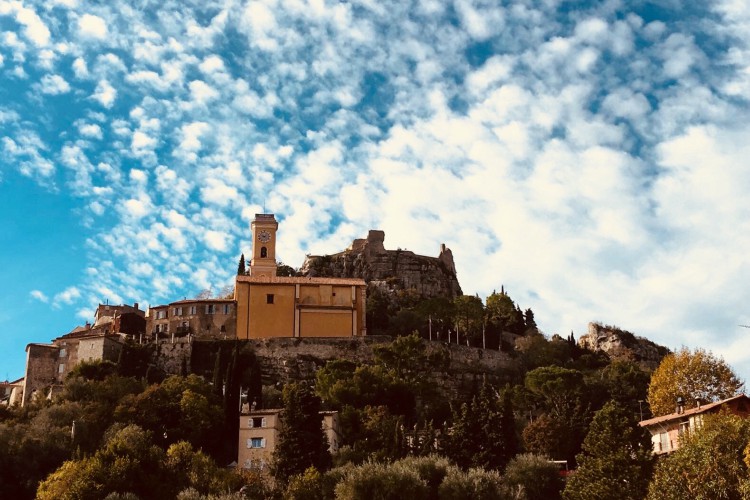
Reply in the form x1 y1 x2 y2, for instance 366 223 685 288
438 467 508 500
503 454 562 500
335 460 429 500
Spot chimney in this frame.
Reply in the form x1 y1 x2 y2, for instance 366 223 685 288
134 302 139 311
676 396 685 415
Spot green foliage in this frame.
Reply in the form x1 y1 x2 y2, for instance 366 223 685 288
647 347 743 417
563 401 653 500
502 453 562 500
113 375 224 454
237 253 246 275
452 295 484 346
67 360 119 381
437 467 508 500
647 413 750 500
272 382 332 484
485 291 525 336
334 460 430 500
596 360 650 411
445 385 518 471
284 466 336 500
524 366 585 418
276 262 297 277
37 424 171 500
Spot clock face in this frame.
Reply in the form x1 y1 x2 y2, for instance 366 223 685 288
257 230 272 243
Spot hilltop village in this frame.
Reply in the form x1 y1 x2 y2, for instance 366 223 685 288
5 213 750 499
5 213 467 407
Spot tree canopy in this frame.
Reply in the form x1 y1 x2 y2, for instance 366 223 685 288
647 347 744 417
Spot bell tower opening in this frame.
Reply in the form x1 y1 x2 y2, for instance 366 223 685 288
250 214 278 278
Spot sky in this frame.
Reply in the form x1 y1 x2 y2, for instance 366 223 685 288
1 0 750 383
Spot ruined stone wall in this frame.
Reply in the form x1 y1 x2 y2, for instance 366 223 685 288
300 230 462 299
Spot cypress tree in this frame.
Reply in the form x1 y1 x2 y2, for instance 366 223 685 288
237 253 246 275
272 383 331 484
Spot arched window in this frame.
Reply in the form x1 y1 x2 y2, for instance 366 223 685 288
260 247 267 258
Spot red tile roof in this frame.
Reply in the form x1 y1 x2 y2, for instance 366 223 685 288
639 394 750 427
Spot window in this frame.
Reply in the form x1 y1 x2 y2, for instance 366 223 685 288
247 437 265 448
59 348 66 358
156 310 167 319
266 294 274 304
206 304 216 314
223 304 231 314
189 305 197 315
58 363 65 374
249 417 266 428
173 307 183 316
260 247 267 258
659 432 670 452
155 324 168 333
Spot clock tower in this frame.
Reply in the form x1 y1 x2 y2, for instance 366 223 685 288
250 213 279 278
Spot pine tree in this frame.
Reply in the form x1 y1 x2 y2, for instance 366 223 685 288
272 383 331 484
563 401 654 500
237 253 246 275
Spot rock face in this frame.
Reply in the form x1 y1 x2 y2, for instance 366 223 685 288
578 322 670 371
300 230 462 299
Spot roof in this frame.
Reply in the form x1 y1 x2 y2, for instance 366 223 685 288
150 298 236 309
639 394 750 427
237 275 366 286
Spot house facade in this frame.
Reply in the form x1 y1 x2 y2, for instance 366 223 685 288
235 214 367 339
237 408 340 472
146 299 236 339
20 303 143 406
639 394 750 454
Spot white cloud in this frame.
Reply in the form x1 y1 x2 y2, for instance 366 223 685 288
15 5 50 47
78 123 103 139
122 196 152 218
30 290 48 302
54 286 81 306
92 80 116 108
200 178 239 207
72 57 88 78
204 230 230 251
189 80 219 104
78 14 108 40
131 130 157 150
38 74 71 95
178 121 209 152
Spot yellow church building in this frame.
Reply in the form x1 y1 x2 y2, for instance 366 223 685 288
234 214 367 339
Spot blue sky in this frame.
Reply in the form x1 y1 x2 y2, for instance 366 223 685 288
2 0 750 383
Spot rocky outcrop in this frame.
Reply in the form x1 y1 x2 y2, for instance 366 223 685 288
300 230 462 299
578 322 670 371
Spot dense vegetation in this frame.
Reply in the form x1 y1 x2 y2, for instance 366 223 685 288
1 288 746 499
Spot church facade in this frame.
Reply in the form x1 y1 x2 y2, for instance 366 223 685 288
234 214 367 339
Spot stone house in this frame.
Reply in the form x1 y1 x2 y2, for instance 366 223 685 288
237 407 340 472
20 303 144 406
1 378 24 406
146 298 236 339
639 394 750 454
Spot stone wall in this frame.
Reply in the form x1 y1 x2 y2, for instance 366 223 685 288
300 230 462 299
181 337 519 402
22 344 60 405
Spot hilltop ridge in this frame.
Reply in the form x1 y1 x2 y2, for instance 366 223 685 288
300 230 462 299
